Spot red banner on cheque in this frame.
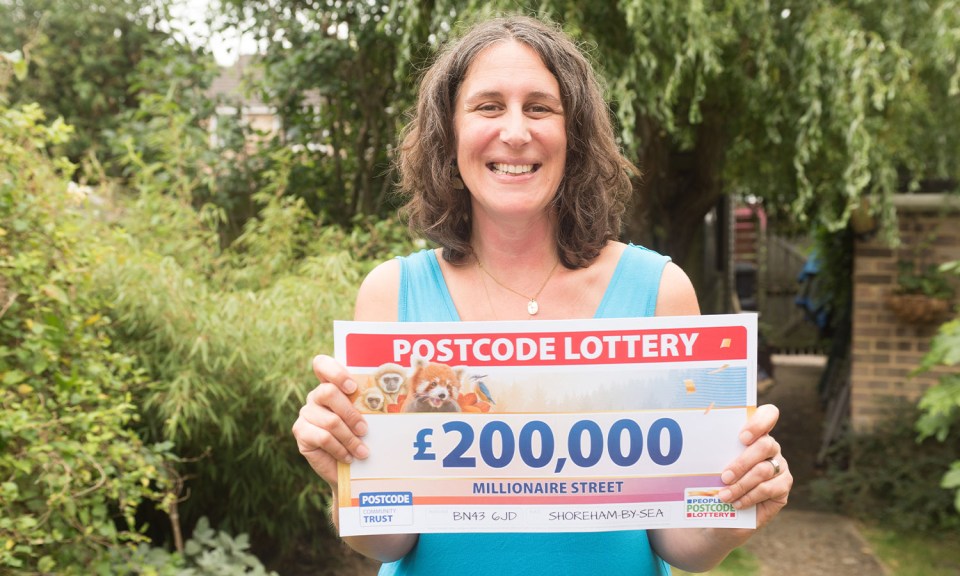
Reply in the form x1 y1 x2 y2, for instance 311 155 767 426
346 326 747 368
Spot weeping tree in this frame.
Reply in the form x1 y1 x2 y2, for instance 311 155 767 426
220 0 960 266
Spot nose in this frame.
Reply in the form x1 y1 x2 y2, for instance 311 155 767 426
499 110 532 147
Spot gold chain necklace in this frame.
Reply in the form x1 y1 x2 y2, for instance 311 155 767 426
476 256 560 316
477 264 499 320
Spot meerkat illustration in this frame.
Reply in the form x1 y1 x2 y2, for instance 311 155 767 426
401 359 463 413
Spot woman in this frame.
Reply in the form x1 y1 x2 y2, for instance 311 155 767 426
293 15 792 574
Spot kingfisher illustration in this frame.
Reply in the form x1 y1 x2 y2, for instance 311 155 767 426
470 374 496 405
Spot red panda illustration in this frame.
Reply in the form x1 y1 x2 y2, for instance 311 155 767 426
401 359 463 413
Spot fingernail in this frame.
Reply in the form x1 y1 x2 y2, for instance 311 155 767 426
721 470 735 484
719 489 732 502
344 379 358 394
355 444 369 460
355 421 368 436
733 500 743 510
739 430 753 445
343 455 353 464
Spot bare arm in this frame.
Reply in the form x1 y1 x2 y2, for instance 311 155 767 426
292 259 419 562
647 262 793 572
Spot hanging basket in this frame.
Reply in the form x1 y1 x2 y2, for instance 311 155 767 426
884 293 952 325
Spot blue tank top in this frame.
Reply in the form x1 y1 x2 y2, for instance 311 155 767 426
382 245 673 576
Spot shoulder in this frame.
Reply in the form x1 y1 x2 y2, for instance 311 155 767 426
655 262 700 316
355 258 401 321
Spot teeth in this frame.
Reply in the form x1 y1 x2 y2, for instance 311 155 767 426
491 163 535 175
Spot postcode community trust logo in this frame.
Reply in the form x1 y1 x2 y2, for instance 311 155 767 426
684 488 738 519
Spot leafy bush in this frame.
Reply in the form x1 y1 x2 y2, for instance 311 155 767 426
811 401 960 533
0 103 175 571
93 174 415 547
915 263 960 512
94 517 278 576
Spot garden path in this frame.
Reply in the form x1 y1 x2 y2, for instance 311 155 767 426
741 355 887 576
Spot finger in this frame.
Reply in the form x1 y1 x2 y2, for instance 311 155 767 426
738 404 780 445
720 453 788 506
732 461 793 511
313 354 359 395
292 415 342 464
304 386 370 450
292 417 348 486
721 434 781 485
297 404 369 467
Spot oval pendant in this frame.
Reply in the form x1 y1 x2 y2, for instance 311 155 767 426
527 300 539 315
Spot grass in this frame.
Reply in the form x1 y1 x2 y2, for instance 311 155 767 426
672 547 760 576
862 526 960 576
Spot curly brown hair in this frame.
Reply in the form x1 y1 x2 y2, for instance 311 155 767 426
398 15 636 269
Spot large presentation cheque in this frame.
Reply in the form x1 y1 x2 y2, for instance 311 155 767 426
335 314 757 536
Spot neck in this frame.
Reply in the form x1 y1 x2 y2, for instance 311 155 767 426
470 213 558 270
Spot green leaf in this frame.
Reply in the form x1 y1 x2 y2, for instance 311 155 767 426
37 555 56 572
13 59 27 82
2 370 26 385
41 284 70 306
941 462 960 490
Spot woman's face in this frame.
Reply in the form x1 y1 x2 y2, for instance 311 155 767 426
453 40 567 222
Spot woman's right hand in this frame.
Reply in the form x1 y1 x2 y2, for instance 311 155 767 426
292 354 370 488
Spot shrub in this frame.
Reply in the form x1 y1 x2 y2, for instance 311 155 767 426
93 183 416 548
915 302 960 513
93 517 278 576
811 401 960 533
0 103 175 571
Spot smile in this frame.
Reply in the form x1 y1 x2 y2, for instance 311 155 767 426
489 163 539 175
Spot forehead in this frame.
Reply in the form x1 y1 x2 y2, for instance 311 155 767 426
458 40 560 99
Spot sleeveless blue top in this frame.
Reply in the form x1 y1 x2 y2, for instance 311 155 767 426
382 245 673 576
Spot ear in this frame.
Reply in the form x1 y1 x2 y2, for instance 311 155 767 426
454 366 466 381
412 357 427 370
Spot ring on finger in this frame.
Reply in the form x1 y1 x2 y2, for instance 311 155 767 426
766 456 782 477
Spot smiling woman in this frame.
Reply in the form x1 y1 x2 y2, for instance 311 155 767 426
291 14 793 576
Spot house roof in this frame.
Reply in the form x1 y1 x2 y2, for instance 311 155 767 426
207 54 268 108
207 54 322 110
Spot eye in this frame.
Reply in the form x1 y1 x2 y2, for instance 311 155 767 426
526 103 559 118
474 102 504 115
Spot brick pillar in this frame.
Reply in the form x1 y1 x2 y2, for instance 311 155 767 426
850 195 959 432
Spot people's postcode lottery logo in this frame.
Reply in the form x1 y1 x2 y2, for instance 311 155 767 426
684 488 738 520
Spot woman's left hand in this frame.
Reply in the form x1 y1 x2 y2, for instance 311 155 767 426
718 404 792 528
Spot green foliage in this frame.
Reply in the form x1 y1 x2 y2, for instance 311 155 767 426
0 0 214 163
863 527 960 576
0 103 175 570
94 517 278 575
217 0 409 226
812 401 960 533
915 267 960 512
92 150 415 542
216 0 960 269
894 261 956 300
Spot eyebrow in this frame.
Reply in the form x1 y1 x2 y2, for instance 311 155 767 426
463 90 563 106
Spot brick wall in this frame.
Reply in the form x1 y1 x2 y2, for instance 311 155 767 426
851 194 960 432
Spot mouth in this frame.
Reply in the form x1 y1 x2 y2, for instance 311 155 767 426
489 162 539 175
